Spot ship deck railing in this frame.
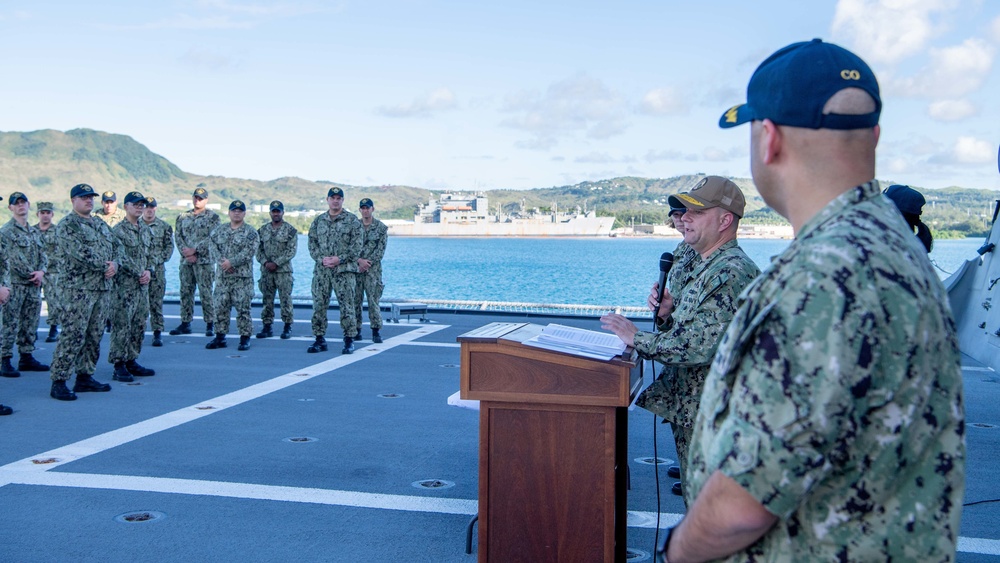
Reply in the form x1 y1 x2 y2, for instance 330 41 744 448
162 293 652 319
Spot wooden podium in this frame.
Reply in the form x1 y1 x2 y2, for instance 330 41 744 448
458 323 642 563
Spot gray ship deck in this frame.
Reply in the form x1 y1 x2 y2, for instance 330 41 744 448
1 304 998 562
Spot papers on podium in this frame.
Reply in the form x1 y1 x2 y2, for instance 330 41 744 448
522 323 627 361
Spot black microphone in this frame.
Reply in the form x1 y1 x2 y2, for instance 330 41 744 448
654 252 674 330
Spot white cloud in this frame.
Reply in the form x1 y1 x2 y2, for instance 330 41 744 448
993 14 1000 43
890 38 995 98
831 0 960 65
953 136 996 164
926 99 977 121
644 149 684 163
179 47 241 71
575 152 616 164
501 73 629 149
832 0 959 63
376 88 457 118
639 87 688 116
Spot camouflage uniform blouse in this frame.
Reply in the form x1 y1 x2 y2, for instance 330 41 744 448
145 217 175 268
56 214 119 291
688 182 965 561
256 221 298 273
175 209 221 265
308 211 362 274
667 240 699 295
97 207 127 228
111 220 152 282
209 223 260 279
34 224 60 276
360 218 388 275
633 240 760 427
0 219 47 285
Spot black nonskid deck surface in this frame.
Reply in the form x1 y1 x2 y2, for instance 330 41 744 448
1 305 998 562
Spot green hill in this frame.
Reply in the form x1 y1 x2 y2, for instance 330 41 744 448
1 128 995 237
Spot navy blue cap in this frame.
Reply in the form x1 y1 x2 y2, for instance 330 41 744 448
884 184 925 216
123 191 145 205
328 187 344 198
359 198 374 208
229 200 246 211
145 197 158 208
720 38 881 130
193 187 208 199
70 184 98 198
102 190 117 202
667 195 686 215
8 192 28 204
269 200 284 212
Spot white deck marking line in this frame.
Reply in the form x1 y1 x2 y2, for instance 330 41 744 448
0 324 449 480
400 341 462 348
962 366 995 373
6 472 478 516
2 472 997 555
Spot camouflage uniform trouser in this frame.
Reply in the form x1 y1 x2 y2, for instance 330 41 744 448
354 268 384 331
147 264 167 332
50 288 110 381
178 262 215 324
214 276 254 337
109 279 149 364
671 422 694 505
1 283 41 357
311 270 357 338
43 273 61 326
259 271 294 325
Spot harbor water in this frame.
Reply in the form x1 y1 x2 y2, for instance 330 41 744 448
161 235 983 309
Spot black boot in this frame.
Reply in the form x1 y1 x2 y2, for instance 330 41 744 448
342 336 355 355
0 357 20 378
671 482 683 496
667 465 681 479
280 323 293 339
18 353 50 372
206 334 227 349
46 325 59 343
125 360 155 377
73 373 111 393
205 323 214 337
152 330 163 347
238 335 250 351
0 403 11 415
51 380 78 401
372 329 382 344
256 324 273 339
354 325 363 342
169 321 192 335
105 319 112 333
112 362 134 382
307 336 327 353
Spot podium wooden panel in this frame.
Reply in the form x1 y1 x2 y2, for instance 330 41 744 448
458 323 641 563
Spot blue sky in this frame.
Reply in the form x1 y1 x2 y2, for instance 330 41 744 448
2 0 998 191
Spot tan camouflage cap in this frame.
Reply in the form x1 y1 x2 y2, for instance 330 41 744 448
673 176 746 218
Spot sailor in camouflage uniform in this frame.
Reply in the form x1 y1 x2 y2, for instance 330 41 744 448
0 192 51 378
657 40 965 563
255 200 297 340
97 191 126 227
354 198 388 343
142 197 174 347
48 184 119 401
107 192 156 382
171 187 220 337
307 187 362 355
601 177 759 502
34 202 61 343
205 200 259 352
0 257 11 415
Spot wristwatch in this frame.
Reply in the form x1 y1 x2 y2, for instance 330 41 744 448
655 526 675 563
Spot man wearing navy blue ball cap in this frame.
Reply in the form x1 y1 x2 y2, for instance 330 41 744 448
658 39 965 562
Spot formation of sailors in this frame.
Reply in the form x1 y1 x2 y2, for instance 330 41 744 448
0 185 388 413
